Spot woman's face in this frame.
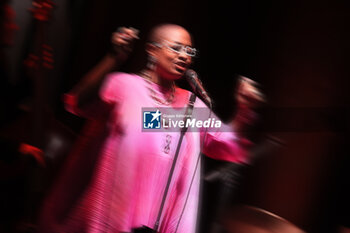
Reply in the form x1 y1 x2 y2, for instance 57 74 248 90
150 27 194 80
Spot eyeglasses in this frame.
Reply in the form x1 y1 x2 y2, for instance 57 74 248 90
153 40 197 57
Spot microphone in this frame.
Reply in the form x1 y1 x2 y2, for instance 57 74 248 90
185 69 212 107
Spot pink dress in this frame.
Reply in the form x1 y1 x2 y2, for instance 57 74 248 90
38 73 249 233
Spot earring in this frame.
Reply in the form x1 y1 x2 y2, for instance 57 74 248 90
147 55 157 71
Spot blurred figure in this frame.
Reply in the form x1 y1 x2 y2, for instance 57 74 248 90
38 24 262 233
0 3 43 232
0 2 54 232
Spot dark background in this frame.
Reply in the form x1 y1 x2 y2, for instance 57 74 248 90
0 0 349 232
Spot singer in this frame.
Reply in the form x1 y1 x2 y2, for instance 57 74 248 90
38 24 262 233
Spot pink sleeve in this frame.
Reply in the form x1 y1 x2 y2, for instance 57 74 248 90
63 72 124 119
201 129 251 164
193 97 251 164
99 72 125 104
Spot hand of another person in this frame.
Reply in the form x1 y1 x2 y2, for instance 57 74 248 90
233 76 265 133
110 26 139 60
235 76 264 109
